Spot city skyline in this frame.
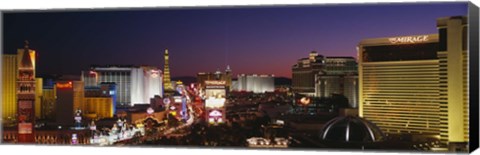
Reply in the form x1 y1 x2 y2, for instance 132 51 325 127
1 2 476 152
2 2 468 78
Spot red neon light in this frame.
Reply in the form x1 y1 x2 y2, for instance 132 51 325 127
57 82 73 89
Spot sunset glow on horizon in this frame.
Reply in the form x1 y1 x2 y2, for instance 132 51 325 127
3 2 468 78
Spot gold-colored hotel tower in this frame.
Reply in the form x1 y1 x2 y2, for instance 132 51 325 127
163 49 174 92
2 54 17 119
358 16 468 149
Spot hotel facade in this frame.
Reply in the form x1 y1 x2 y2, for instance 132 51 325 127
197 65 233 91
314 57 358 108
358 16 468 148
82 65 163 106
233 74 275 93
2 54 17 119
292 51 358 98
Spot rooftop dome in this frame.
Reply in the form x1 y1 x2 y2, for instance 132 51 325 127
319 116 385 143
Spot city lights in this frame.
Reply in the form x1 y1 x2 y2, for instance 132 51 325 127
388 35 429 44
205 97 225 108
56 82 72 89
0 3 475 153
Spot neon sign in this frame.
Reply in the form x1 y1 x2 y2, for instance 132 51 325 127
388 35 429 44
72 134 78 144
147 107 154 114
150 70 159 78
205 80 226 85
205 97 225 108
56 82 73 89
163 98 171 104
174 96 182 103
18 123 32 134
208 110 224 124
209 110 222 117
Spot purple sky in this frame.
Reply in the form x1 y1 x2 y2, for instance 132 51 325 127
2 2 468 78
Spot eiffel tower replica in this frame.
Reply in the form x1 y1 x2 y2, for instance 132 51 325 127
163 49 175 96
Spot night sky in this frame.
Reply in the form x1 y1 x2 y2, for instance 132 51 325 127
2 2 468 78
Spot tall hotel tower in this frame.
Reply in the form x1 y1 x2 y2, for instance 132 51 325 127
358 16 468 150
292 51 358 101
2 54 17 119
16 41 36 143
163 49 174 92
82 65 163 106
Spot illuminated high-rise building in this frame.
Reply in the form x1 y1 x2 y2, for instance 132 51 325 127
358 16 468 149
292 52 357 96
437 16 469 148
292 51 323 96
83 82 116 119
314 57 358 108
34 78 43 119
197 66 233 91
163 49 174 92
83 95 114 119
3 53 44 121
83 66 133 106
73 81 85 116
41 86 56 120
55 80 84 126
235 74 275 93
3 49 44 122
143 66 163 102
2 54 17 120
16 41 36 143
82 65 163 106
84 83 115 118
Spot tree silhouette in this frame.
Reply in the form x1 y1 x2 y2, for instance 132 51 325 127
330 94 350 111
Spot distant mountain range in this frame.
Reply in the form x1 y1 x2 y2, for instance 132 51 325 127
172 76 292 86
38 74 81 81
171 76 197 85
37 74 292 87
274 77 292 86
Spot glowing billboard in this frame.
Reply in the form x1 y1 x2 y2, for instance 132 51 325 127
208 109 224 124
205 97 226 108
